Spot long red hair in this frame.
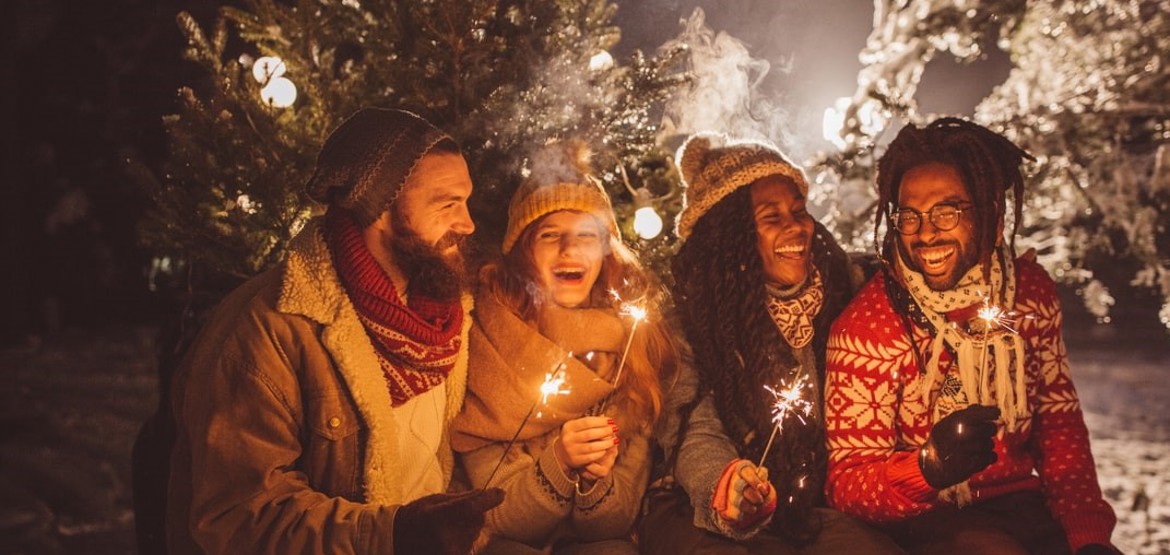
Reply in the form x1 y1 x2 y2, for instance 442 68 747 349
479 211 677 432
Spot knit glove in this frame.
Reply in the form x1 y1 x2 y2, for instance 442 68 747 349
711 459 777 531
1075 544 1123 555
393 488 505 555
918 405 1000 490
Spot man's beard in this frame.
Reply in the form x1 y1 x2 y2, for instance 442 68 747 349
390 217 472 301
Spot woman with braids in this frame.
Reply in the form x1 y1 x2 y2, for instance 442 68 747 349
823 118 1118 554
450 142 678 554
639 133 903 554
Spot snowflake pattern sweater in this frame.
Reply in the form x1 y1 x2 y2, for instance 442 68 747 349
823 258 1115 551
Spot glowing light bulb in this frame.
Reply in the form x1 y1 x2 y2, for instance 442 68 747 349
261 76 297 108
252 56 287 83
633 206 663 240
589 50 614 72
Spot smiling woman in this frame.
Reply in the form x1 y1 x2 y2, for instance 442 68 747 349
750 174 815 287
638 132 902 555
528 211 606 309
450 141 679 554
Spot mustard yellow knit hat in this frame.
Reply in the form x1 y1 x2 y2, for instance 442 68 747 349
674 132 810 241
502 142 619 254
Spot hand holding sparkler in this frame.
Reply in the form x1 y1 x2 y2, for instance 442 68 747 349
483 355 572 489
554 416 620 483
711 459 777 530
918 404 1000 490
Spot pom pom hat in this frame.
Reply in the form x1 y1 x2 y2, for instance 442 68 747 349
501 141 620 254
674 133 810 241
306 107 456 228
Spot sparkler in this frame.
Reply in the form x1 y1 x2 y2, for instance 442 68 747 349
483 353 572 488
612 301 648 388
974 297 1024 404
757 369 814 469
591 290 648 416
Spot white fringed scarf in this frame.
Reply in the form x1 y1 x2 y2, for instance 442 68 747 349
897 247 1030 432
896 247 1030 506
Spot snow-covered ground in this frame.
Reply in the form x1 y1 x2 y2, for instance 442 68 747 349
0 323 1165 553
1073 335 1170 555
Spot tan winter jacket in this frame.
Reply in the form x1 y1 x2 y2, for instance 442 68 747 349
166 220 471 555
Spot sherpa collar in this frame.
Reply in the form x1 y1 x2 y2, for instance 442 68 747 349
276 218 472 505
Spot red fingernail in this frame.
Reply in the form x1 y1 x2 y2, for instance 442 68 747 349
614 437 620 445
607 418 615 425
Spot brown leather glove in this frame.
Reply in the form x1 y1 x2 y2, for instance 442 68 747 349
393 488 505 555
918 405 999 490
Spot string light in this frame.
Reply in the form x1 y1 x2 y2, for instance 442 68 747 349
625 173 664 240
251 56 287 83
633 206 663 240
589 50 614 72
261 77 297 108
251 56 297 108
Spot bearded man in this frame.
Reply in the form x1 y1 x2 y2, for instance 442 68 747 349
166 108 502 555
823 117 1118 555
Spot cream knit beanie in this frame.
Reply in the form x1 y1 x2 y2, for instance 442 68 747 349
502 141 619 254
674 133 810 241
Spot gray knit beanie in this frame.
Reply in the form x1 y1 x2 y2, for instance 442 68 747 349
306 108 455 228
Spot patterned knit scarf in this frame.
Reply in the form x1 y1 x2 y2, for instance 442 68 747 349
765 269 824 349
896 247 1028 433
325 210 464 407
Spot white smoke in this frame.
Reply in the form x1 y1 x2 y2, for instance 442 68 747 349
658 8 794 149
523 140 593 189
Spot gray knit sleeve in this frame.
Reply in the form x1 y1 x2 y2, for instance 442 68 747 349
654 337 757 538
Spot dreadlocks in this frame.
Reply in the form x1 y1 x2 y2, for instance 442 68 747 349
875 117 1033 284
670 186 853 543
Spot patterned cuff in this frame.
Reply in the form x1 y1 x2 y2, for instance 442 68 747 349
535 444 576 506
574 474 614 513
706 484 771 541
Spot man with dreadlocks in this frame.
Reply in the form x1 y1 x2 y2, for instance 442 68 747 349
823 118 1118 554
639 133 904 554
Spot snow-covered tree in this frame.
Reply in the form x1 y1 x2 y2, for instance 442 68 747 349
816 0 1170 330
977 0 1170 327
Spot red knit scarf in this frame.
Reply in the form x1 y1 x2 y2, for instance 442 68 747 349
325 210 463 407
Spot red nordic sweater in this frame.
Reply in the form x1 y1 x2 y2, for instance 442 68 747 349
823 258 1115 551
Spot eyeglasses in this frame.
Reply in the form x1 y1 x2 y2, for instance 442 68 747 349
891 202 972 235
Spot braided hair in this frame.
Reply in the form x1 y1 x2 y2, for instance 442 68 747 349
670 186 853 544
875 117 1033 284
